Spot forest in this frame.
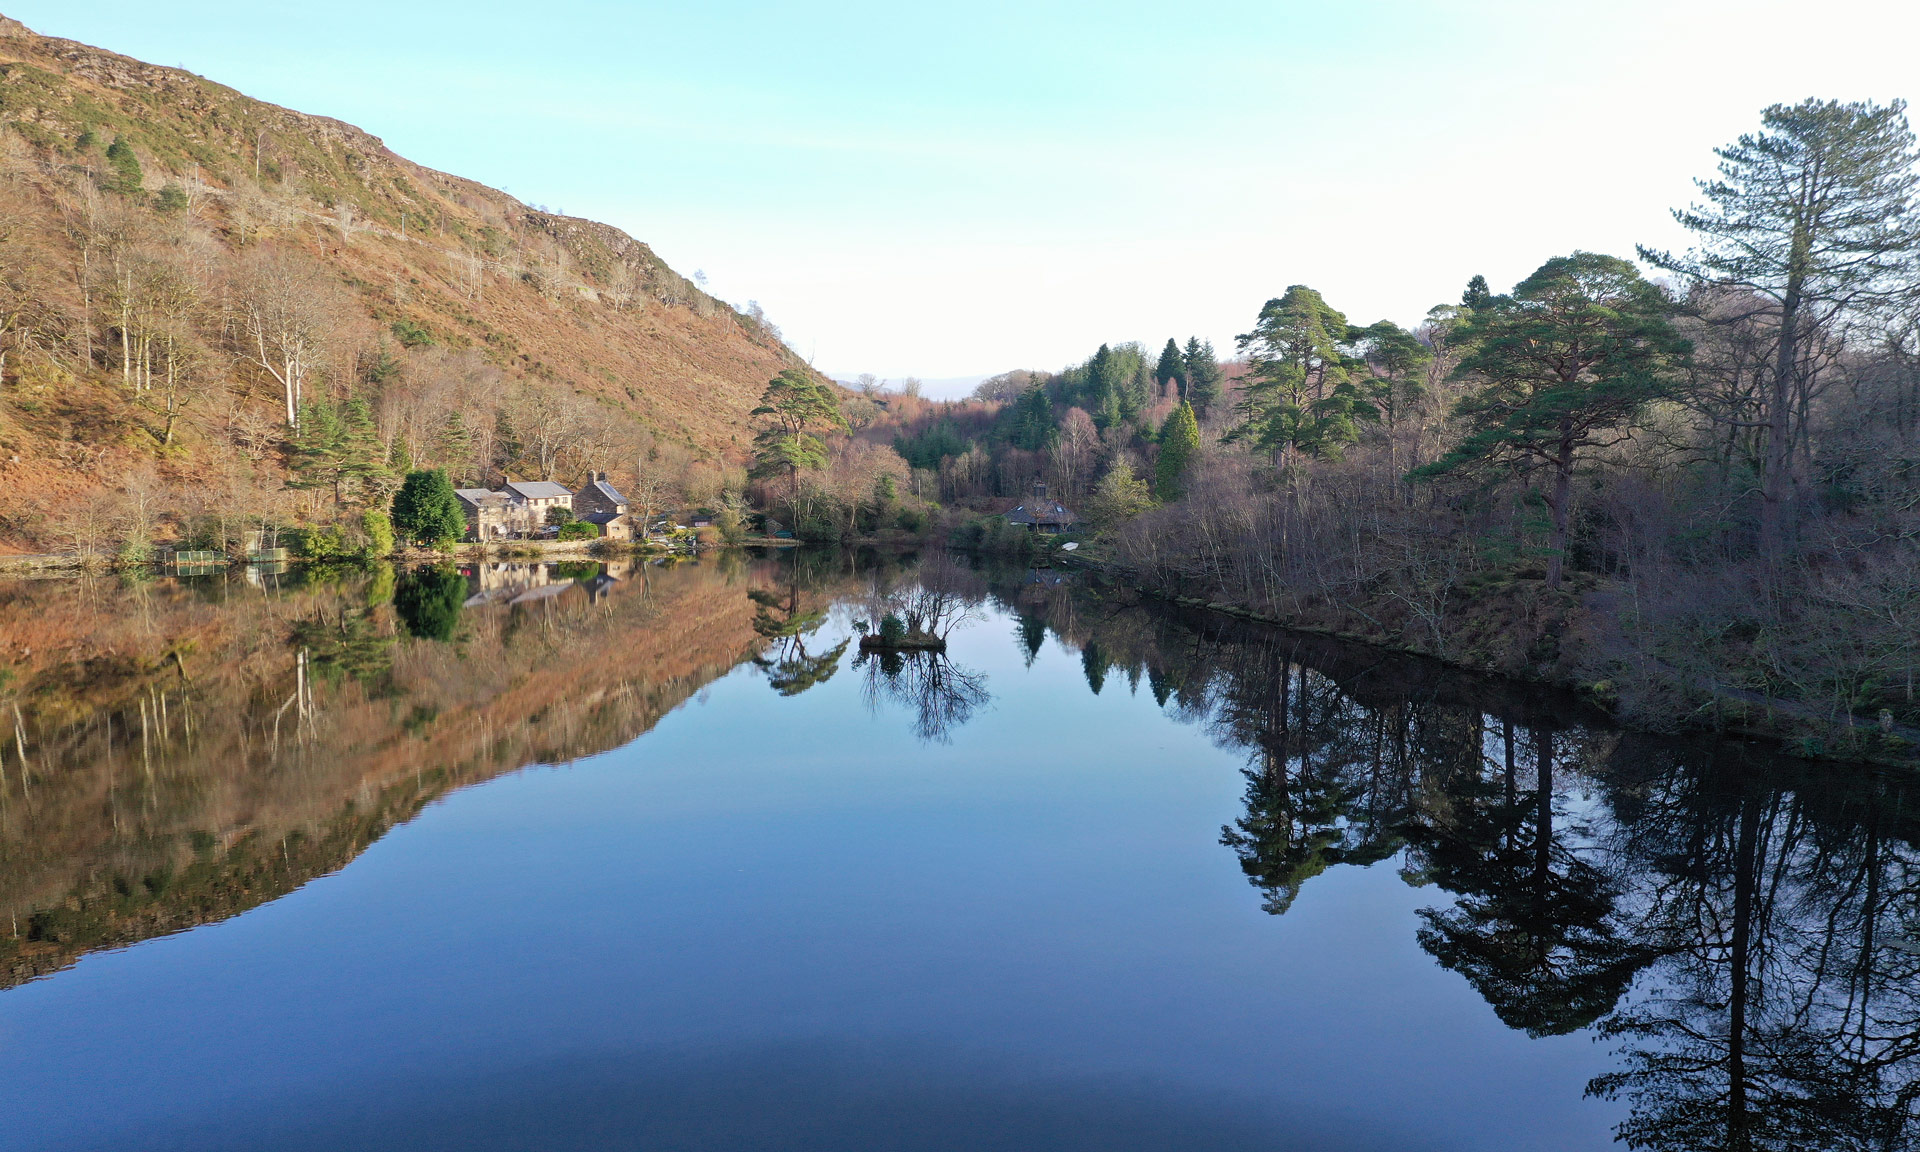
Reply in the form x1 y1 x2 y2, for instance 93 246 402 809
817 99 1919 754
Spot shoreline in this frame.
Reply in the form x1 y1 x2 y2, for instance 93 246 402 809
1049 550 1918 769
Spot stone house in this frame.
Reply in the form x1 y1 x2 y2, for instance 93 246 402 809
456 489 517 541
573 471 633 541
504 480 573 531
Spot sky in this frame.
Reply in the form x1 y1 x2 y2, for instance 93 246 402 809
15 1 1920 395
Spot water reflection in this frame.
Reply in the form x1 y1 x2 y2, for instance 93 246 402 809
2 553 1918 1150
0 556 819 989
979 569 1920 1152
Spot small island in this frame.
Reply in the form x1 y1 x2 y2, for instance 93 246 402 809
858 615 947 652
854 567 979 652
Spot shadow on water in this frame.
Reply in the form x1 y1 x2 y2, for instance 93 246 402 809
83 1041 1363 1152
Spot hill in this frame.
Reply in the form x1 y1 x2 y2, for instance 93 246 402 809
0 14 813 552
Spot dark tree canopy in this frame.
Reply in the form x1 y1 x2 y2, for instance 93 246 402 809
1154 338 1187 395
389 468 466 548
1413 253 1688 587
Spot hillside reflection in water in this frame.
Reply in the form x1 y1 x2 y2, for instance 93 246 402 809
0 551 1915 1151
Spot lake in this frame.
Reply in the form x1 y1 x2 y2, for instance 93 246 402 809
0 551 1912 1151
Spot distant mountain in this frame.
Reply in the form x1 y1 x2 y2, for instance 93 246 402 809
0 14 814 549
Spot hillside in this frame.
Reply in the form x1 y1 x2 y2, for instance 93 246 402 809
0 14 812 552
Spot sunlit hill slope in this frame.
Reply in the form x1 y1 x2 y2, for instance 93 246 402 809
0 14 812 549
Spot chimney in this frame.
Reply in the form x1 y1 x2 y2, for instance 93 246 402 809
1033 480 1047 500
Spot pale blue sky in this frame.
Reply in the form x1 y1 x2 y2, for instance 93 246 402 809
15 1 1920 389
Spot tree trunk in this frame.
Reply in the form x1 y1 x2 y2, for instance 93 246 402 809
1725 793 1761 1152
1760 254 1806 567
1546 433 1576 589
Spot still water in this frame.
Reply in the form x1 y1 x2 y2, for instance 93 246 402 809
0 552 1913 1150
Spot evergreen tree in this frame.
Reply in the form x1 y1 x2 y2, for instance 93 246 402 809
1411 253 1688 589
1154 338 1187 397
390 468 466 548
1353 320 1433 474
433 412 474 481
749 367 847 506
1461 274 1493 311
1009 384 1055 451
1227 285 1377 472
1183 337 1223 420
1087 343 1121 427
1123 358 1153 420
1154 400 1202 501
103 135 142 195
288 398 390 505
1640 98 1920 560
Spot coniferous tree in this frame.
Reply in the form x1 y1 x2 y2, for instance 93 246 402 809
433 412 474 481
1640 99 1920 560
1183 337 1223 420
288 398 390 505
1154 400 1202 501
1354 320 1433 475
1412 253 1688 588
1010 384 1055 451
749 367 847 507
390 468 466 548
1087 343 1120 427
1227 286 1377 472
1461 275 1493 311
1154 338 1186 397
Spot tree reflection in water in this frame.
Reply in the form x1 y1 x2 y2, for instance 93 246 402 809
984 565 1920 1151
856 647 990 744
749 583 850 697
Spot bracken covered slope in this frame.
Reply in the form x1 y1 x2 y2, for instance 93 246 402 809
0 14 812 549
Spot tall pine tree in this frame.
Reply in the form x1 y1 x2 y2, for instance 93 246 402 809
1154 338 1186 398
1183 337 1222 420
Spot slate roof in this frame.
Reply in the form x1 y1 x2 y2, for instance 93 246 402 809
579 511 624 525
1005 498 1077 527
584 478 627 505
504 480 571 501
455 488 510 509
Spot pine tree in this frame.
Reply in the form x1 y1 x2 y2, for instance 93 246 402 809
1154 338 1187 397
1354 321 1433 475
1154 400 1202 501
1411 253 1687 589
1461 275 1493 311
1183 337 1223 420
749 367 847 507
1227 285 1376 472
1640 98 1920 560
